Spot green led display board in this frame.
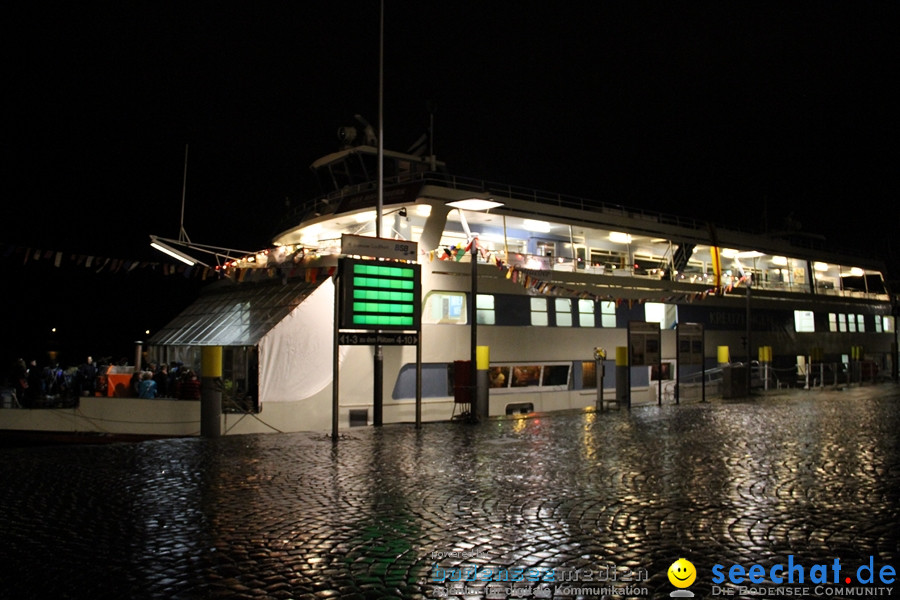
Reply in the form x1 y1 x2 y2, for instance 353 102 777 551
339 258 421 331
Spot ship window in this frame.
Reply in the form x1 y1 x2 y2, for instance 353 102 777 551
884 316 896 333
856 314 865 332
476 294 495 325
489 362 571 392
645 302 677 329
581 361 596 388
794 310 815 333
511 365 542 387
848 314 857 333
555 298 573 327
828 313 838 332
530 298 548 326
600 301 616 328
875 316 883 333
541 365 570 386
578 299 595 327
838 314 848 332
391 363 453 400
489 366 511 388
423 291 466 324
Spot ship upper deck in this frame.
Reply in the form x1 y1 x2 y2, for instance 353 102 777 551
268 144 889 303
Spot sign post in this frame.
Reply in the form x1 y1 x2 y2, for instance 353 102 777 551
334 257 421 438
677 322 704 404
628 321 661 408
594 347 607 411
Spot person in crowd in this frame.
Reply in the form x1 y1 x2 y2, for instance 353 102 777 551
25 359 43 407
77 356 98 397
137 371 158 399
153 363 169 398
43 362 65 398
176 368 201 400
129 369 142 397
168 362 183 396
11 358 28 406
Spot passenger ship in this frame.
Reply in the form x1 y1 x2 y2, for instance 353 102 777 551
3 123 896 438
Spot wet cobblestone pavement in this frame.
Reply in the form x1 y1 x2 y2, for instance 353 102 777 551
1 385 898 600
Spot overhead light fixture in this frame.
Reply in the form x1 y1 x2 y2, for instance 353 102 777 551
447 198 504 211
772 256 788 266
609 232 632 244
522 219 551 233
150 235 197 266
814 262 829 271
415 204 432 217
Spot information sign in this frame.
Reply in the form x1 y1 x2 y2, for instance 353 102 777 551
337 332 419 346
339 258 421 331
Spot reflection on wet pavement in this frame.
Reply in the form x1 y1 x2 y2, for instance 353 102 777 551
1 385 897 598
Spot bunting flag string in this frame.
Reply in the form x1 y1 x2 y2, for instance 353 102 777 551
0 241 335 285
9 232 745 301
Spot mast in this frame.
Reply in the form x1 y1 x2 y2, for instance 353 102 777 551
179 144 191 244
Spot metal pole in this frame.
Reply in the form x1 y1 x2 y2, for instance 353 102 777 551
701 329 707 403
373 0 385 426
675 325 681 405
179 144 191 244
332 272 340 441
470 239 478 422
746 276 752 397
599 360 605 408
416 335 422 428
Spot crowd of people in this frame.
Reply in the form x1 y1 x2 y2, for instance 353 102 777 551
3 355 204 408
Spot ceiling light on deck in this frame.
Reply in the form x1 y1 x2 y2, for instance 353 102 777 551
814 262 829 271
522 219 551 233
609 232 632 244
446 198 503 211
772 256 788 266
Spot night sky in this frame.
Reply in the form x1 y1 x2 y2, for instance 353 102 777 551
4 2 898 370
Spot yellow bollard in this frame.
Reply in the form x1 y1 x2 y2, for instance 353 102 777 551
717 346 730 364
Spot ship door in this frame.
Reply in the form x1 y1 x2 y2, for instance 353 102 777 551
535 240 556 258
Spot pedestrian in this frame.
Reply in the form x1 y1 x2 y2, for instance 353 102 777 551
153 363 169 397
25 359 43 407
77 356 98 397
176 368 201 400
11 358 28 406
137 371 157 399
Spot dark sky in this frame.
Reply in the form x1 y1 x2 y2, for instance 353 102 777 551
3 1 898 367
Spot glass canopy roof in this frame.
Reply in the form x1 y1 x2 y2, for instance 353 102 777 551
149 277 323 347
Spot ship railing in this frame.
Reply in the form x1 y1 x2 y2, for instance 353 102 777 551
285 170 736 239
502 252 670 279
281 169 885 279
794 360 882 389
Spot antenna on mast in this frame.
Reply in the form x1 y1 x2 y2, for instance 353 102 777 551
178 143 191 244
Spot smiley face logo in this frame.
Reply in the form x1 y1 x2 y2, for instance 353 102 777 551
667 558 696 588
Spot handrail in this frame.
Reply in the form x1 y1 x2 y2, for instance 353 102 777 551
274 167 884 268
